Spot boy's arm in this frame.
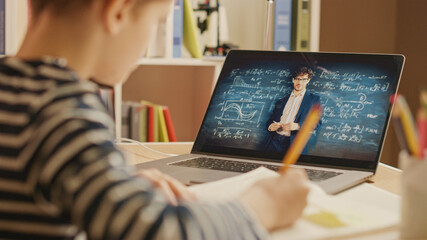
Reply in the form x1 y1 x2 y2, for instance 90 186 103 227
33 91 268 240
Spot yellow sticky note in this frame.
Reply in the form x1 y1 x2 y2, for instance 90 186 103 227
304 210 347 228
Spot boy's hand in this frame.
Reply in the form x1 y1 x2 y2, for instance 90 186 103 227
136 168 197 205
239 168 310 231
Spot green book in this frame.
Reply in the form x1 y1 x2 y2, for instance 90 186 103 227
139 105 148 142
183 0 202 58
292 0 311 51
157 105 169 142
152 105 159 142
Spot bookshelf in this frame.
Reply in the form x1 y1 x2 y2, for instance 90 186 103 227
118 0 322 141
119 59 224 141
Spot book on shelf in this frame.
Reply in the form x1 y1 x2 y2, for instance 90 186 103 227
138 106 148 142
273 0 293 51
104 95 176 143
163 106 177 142
291 0 311 51
183 0 202 58
157 105 169 142
146 104 158 142
122 101 151 142
173 0 184 58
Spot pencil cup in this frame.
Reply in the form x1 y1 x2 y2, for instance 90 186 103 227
399 150 427 240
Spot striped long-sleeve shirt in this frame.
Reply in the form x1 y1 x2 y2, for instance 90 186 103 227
0 57 268 240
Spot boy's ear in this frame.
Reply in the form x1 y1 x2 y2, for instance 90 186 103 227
102 0 135 35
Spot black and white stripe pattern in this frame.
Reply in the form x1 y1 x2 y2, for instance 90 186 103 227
0 57 268 240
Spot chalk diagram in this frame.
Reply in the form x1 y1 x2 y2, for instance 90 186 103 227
233 76 262 88
219 100 264 123
213 100 264 139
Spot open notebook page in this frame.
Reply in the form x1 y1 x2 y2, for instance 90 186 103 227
189 167 400 240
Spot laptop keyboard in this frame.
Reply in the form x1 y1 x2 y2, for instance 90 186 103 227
169 157 343 182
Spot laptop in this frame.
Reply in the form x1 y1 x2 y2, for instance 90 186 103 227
137 50 405 194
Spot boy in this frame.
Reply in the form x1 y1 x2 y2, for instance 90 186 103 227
0 0 309 239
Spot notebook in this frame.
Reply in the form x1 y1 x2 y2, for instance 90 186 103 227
188 167 400 240
137 50 405 194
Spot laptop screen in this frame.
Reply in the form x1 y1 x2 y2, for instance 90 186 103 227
193 50 404 171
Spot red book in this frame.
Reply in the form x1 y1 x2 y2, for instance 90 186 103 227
162 106 177 142
147 105 155 142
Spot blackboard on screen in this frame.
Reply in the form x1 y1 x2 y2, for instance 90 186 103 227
195 52 402 162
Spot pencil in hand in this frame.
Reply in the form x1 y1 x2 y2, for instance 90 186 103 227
279 104 322 173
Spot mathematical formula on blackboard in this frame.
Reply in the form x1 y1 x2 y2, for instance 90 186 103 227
200 62 396 161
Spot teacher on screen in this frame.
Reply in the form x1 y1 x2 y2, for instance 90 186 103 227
265 66 322 154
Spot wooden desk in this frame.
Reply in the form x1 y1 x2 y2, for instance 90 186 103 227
119 142 403 239
118 142 402 196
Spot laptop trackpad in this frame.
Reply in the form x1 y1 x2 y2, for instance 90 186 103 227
172 167 241 185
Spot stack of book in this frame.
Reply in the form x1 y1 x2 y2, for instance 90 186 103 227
122 101 177 142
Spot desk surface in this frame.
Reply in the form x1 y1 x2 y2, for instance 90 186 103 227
119 142 402 239
118 142 402 196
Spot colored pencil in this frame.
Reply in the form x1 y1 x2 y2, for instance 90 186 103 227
390 95 410 153
421 89 427 112
392 112 410 153
419 89 427 158
279 104 322 173
418 108 427 158
396 95 420 156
